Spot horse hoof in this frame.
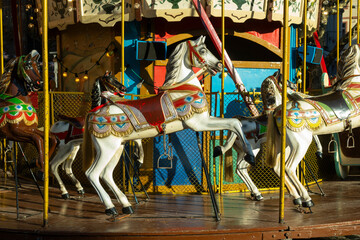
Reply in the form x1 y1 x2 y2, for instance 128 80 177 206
122 206 134 215
293 198 302 206
315 151 323 160
105 207 118 216
302 200 314 208
244 154 256 166
61 193 70 200
78 189 85 195
213 146 223 158
251 193 263 201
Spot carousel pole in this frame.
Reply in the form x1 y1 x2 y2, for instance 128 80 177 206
337 0 340 66
0 0 3 73
349 0 353 47
121 0 125 85
41 0 50 227
219 0 225 194
303 1 307 94
357 0 359 44
279 0 289 224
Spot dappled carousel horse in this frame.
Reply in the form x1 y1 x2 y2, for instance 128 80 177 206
82 36 255 216
215 73 323 201
50 73 144 199
266 44 360 208
0 50 57 179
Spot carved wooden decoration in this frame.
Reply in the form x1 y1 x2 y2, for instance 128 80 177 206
209 0 268 23
35 0 76 31
141 0 204 22
306 0 320 33
270 0 304 25
78 0 135 27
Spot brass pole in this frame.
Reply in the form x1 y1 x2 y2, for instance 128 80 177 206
0 0 4 73
121 0 125 85
337 0 340 66
218 0 225 194
303 0 307 93
279 0 289 224
42 0 50 226
350 0 353 47
357 0 360 44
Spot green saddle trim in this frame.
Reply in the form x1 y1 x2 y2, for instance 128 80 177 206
0 94 24 104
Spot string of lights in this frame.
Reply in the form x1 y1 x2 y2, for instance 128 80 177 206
55 41 117 82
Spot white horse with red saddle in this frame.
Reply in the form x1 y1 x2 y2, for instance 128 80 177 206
82 36 255 216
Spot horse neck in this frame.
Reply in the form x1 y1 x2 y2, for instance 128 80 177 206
2 76 32 105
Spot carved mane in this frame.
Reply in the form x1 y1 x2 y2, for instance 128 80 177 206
335 44 360 90
162 41 188 87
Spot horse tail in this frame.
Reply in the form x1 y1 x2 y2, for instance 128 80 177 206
265 111 279 168
82 114 94 171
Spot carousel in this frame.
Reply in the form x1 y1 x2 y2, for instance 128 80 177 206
1 0 360 239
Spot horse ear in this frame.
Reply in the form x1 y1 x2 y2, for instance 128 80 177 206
31 50 40 62
201 35 206 43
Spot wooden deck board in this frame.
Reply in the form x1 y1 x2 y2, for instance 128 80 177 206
1 179 360 239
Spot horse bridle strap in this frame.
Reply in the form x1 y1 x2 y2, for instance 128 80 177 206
187 41 205 66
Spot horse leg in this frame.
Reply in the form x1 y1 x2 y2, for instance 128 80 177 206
63 140 84 196
213 131 237 158
85 135 122 216
185 114 255 165
233 139 263 200
50 142 74 199
313 135 323 160
100 145 133 215
286 130 314 207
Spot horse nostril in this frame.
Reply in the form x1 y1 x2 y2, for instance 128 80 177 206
217 62 223 69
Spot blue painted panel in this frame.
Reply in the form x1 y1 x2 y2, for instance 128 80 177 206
153 130 203 187
211 68 279 117
122 21 141 97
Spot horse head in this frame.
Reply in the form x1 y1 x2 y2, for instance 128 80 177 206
261 73 283 112
101 72 127 97
335 44 360 90
186 36 222 76
18 50 43 93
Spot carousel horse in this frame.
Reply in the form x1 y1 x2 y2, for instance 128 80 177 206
215 73 323 201
82 35 255 216
0 50 57 180
50 73 144 199
265 43 360 208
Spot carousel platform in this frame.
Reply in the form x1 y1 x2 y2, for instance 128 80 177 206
1 178 360 240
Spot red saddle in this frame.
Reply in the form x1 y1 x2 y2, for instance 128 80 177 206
116 92 166 131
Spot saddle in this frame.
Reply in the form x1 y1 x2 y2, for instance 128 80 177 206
57 115 85 143
115 92 177 132
306 90 351 120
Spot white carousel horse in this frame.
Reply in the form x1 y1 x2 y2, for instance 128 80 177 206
50 73 144 199
82 36 255 216
265 44 360 208
215 73 323 201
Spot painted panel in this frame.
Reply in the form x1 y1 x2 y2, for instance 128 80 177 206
271 0 304 25
141 0 204 21
35 0 76 31
209 0 267 23
307 0 320 33
78 0 135 27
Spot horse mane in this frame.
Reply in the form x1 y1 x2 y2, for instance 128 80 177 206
334 44 360 90
0 57 18 95
162 41 187 87
91 77 103 110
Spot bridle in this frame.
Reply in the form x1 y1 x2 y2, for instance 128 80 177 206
17 55 42 93
187 40 206 66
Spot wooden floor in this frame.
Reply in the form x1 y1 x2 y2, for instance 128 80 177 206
1 178 360 240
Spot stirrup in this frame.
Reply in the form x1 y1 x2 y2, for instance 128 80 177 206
328 135 337 153
157 123 173 169
347 134 355 148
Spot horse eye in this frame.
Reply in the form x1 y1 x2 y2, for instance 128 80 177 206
200 49 206 54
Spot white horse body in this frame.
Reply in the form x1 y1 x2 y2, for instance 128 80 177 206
219 74 323 201
266 44 360 207
83 36 255 216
